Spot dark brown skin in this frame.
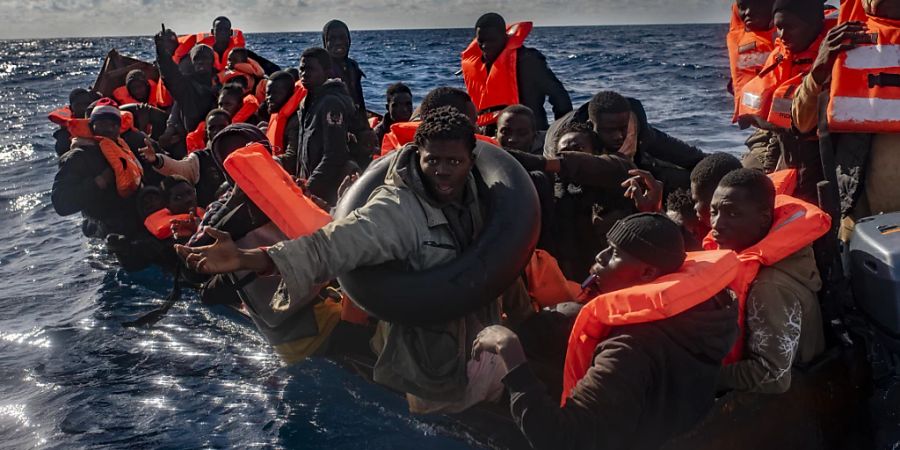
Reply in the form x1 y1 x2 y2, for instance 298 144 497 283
265 78 294 113
736 0 775 32
691 181 714 232
496 112 536 153
127 78 151 103
324 27 350 61
593 111 630 151
558 131 596 154
774 10 823 54
710 185 773 252
476 26 508 65
387 92 413 123
90 118 120 140
418 139 474 204
810 21 869 85
212 18 232 55
218 92 243 118
205 114 230 145
167 182 197 215
299 56 327 92
70 95 94 119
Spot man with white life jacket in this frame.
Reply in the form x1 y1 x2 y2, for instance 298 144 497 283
280 48 360 207
178 108 533 413
462 13 572 132
471 213 739 450
140 109 231 208
49 88 99 156
373 82 413 148
735 0 837 203
52 105 144 239
705 169 827 393
545 90 707 194
790 0 900 241
154 27 219 159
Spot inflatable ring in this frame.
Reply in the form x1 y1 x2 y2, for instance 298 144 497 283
333 147 541 326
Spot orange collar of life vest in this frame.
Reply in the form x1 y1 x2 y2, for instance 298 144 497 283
266 82 307 156
93 135 144 198
702 194 830 363
561 250 740 405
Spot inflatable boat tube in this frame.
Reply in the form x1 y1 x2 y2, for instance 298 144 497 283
333 146 540 326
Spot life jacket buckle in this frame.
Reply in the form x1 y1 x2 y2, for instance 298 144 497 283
868 72 900 89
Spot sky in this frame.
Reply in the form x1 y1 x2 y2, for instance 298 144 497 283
0 0 733 39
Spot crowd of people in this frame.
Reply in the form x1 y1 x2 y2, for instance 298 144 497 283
46 0 898 447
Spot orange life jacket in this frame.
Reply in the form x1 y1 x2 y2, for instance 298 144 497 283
368 115 380 130
738 10 838 129
827 4 900 133
144 207 205 240
266 82 307 156
94 136 144 198
378 121 501 157
525 249 580 309
174 29 246 72
769 168 798 196
702 194 830 363
64 111 136 139
48 106 73 126
561 250 740 405
222 142 331 239
726 3 777 122
219 59 265 88
185 95 260 153
461 22 533 127
112 79 159 107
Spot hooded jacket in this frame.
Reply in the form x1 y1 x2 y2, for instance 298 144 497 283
544 98 706 192
717 245 825 394
503 290 738 450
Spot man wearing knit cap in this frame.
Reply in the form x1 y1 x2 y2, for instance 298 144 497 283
472 213 738 450
52 102 143 239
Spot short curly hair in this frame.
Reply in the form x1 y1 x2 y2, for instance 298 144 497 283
588 91 630 125
689 152 742 200
419 87 473 117
666 188 694 215
556 120 602 153
717 168 775 212
414 105 476 152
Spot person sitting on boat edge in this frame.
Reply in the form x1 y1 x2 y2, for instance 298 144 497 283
280 48 360 207
545 90 707 194
495 105 543 155
177 107 533 414
373 82 413 148
462 12 572 132
472 213 738 450
706 169 826 393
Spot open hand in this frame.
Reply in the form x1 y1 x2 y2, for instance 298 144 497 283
337 172 360 202
138 137 158 164
621 169 663 212
472 325 527 374
811 21 868 85
175 228 243 274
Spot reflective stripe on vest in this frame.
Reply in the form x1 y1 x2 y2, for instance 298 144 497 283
222 142 330 239
561 250 740 405
726 3 776 122
702 194 830 363
461 22 533 127
827 9 900 133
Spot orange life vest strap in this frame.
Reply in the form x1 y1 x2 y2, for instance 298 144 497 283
95 136 144 198
222 142 331 239
266 82 307 156
561 250 740 405
525 249 580 309
48 106 73 126
769 168 798 196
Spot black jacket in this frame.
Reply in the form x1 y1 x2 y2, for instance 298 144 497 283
51 141 141 237
545 98 706 193
515 46 573 131
504 291 738 450
330 57 367 115
282 80 358 206
156 48 218 133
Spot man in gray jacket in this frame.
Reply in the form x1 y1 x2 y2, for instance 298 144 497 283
177 106 529 413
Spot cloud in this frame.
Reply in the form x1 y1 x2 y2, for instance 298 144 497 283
0 0 730 39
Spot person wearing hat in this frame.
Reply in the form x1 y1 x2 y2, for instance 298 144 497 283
472 213 738 450
112 70 158 106
52 103 144 239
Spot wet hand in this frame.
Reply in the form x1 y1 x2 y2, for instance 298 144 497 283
175 227 246 274
472 325 526 374
621 169 663 212
811 21 868 85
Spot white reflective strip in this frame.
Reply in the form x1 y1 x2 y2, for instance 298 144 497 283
831 96 900 123
737 52 770 70
771 97 792 114
742 91 762 109
843 44 900 70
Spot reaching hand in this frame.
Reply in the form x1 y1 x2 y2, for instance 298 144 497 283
174 228 244 274
811 21 868 85
471 325 527 374
170 209 200 241
621 169 663 213
337 172 360 202
138 137 158 164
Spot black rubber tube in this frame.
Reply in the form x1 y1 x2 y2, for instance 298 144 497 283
333 147 540 326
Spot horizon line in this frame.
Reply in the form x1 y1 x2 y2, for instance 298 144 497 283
0 20 727 42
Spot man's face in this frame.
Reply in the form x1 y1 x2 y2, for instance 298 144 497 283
710 186 771 252
218 93 242 117
127 79 150 102
558 131 596 154
70 96 93 118
325 27 350 60
418 139 474 204
774 10 821 53
737 0 775 32
91 118 120 140
387 92 413 123
476 26 507 63
691 181 713 233
496 112 536 153
191 53 215 76
299 57 326 91
168 182 197 215
212 19 232 47
266 80 293 112
593 111 630 151
589 243 653 293
206 114 230 145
